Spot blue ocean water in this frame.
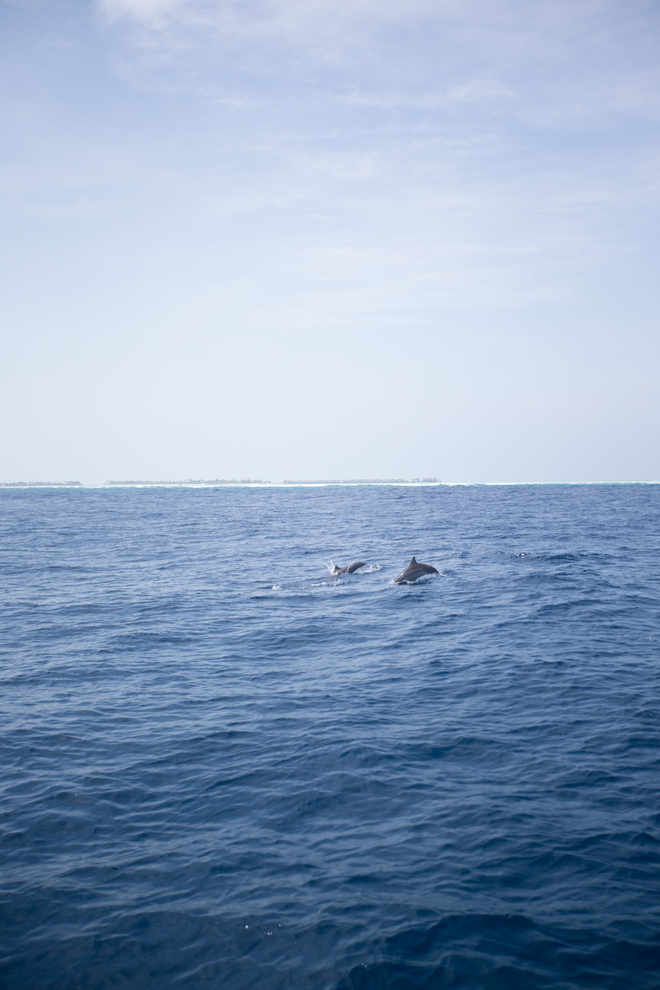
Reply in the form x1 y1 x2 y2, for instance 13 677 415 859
1 484 660 989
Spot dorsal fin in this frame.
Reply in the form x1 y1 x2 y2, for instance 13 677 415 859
410 556 417 564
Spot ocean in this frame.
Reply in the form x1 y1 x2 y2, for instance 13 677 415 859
1 484 659 989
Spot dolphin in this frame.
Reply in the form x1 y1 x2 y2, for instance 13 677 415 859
329 561 368 576
394 556 439 584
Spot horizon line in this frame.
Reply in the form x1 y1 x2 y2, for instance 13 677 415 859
1 480 659 489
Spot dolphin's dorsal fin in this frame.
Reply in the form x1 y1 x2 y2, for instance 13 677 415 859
410 556 417 564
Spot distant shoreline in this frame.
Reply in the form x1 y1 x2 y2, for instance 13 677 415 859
0 481 83 488
1 479 659 489
0 478 442 489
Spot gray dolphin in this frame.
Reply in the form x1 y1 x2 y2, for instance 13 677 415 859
330 561 368 576
394 556 439 584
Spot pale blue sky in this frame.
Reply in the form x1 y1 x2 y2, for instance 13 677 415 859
1 0 659 483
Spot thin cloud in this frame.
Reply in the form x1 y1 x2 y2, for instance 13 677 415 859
13 0 660 307
96 0 660 134
341 82 516 111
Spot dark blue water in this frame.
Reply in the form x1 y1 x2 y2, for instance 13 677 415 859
2 485 660 989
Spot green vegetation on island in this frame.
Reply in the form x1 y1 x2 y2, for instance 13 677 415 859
104 479 270 486
0 481 83 487
282 478 441 485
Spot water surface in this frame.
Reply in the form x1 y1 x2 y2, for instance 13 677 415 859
1 485 659 988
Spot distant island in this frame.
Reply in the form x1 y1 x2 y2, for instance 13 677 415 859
105 479 270 486
0 481 83 487
104 478 441 486
282 478 441 484
1 478 442 489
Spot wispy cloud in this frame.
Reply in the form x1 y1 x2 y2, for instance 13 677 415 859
8 1 660 299
96 0 660 123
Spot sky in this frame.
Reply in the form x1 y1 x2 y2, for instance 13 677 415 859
1 0 659 484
